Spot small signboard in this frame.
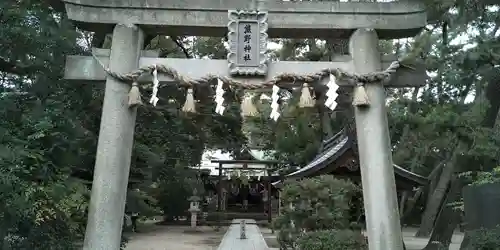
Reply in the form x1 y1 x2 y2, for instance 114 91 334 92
227 10 269 76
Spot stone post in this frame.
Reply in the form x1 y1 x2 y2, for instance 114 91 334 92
191 213 197 228
83 24 144 250
349 29 404 250
288 202 295 241
240 220 247 239
222 189 228 211
188 195 201 229
277 190 281 215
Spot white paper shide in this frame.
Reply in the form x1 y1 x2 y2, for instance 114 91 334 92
149 66 160 106
324 74 339 111
215 78 226 115
269 85 280 121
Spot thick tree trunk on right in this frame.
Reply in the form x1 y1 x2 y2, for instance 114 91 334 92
415 165 454 237
423 177 462 250
425 162 444 205
416 144 462 237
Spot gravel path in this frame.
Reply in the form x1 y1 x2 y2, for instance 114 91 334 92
125 225 226 250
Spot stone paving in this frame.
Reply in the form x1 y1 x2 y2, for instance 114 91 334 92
216 219 269 250
124 221 464 250
402 228 463 250
124 224 225 250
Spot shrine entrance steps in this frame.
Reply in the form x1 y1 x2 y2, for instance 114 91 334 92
216 219 269 250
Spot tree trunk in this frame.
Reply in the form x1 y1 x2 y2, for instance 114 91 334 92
426 161 445 203
423 177 462 250
420 161 445 227
401 187 423 223
416 168 452 237
416 143 462 237
482 78 500 128
399 191 409 216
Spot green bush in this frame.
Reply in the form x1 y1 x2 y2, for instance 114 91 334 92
468 226 500 249
461 166 500 187
154 166 204 222
296 229 367 250
273 175 361 249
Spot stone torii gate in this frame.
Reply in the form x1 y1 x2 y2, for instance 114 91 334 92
59 0 427 249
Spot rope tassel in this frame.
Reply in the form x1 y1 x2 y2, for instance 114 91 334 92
352 83 370 107
128 82 142 108
182 88 196 113
241 94 259 117
299 83 315 108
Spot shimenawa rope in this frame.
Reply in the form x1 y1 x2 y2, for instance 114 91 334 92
90 53 404 110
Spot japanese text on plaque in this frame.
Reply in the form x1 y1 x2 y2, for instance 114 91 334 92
237 22 258 66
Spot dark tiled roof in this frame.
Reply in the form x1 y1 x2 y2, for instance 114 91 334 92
272 129 428 187
284 130 350 178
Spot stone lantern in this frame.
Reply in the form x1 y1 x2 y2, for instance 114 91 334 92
188 192 202 229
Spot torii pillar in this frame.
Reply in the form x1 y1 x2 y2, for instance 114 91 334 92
83 23 144 250
350 28 404 250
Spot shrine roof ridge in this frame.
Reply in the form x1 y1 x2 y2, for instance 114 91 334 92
61 0 427 39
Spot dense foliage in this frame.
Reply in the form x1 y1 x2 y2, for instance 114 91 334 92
296 229 367 250
462 166 500 186
467 226 500 250
1 1 90 248
273 176 360 249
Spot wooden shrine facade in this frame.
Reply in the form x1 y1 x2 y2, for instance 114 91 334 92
196 148 283 224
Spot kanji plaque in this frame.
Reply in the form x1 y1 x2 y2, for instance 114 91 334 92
227 10 268 76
